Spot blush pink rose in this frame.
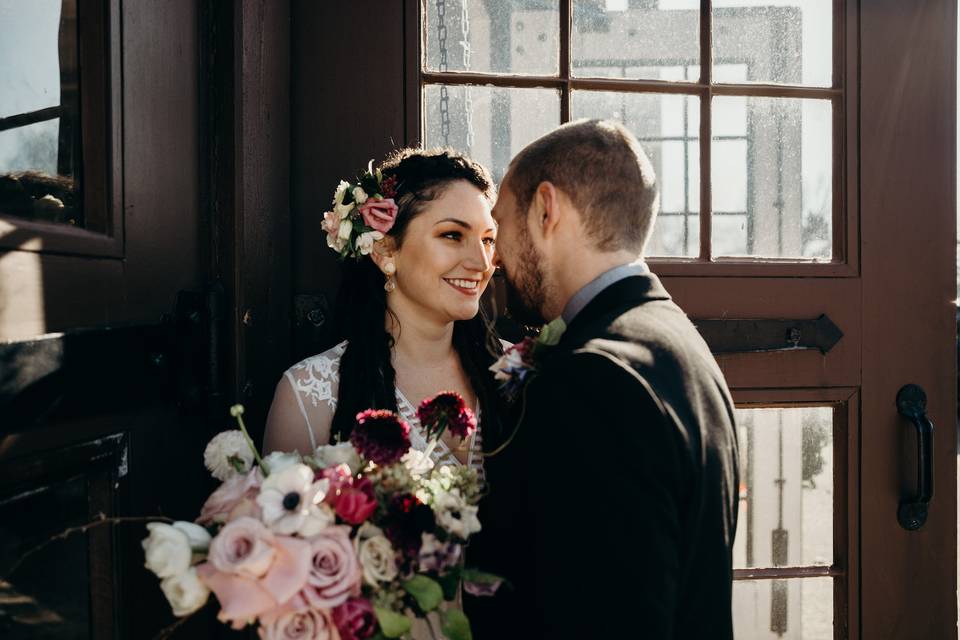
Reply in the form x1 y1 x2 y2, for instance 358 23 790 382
358 198 398 234
198 469 263 525
199 531 312 628
332 598 377 640
258 606 341 640
208 517 277 578
299 526 362 609
334 478 377 525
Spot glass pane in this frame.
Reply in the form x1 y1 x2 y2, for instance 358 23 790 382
423 84 560 181
733 577 833 640
0 476 92 638
713 0 833 87
733 407 834 570
572 1 699 80
572 90 700 257
423 0 559 76
0 0 82 227
711 96 832 259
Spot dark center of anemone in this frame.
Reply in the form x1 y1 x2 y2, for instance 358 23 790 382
283 491 301 511
451 510 461 520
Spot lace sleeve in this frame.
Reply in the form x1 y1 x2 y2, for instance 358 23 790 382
263 342 346 455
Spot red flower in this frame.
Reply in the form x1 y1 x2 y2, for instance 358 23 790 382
379 175 399 199
317 465 353 506
335 477 378 525
332 597 378 640
384 493 435 558
350 410 411 466
417 391 478 440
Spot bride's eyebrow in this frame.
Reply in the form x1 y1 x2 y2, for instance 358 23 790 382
435 218 497 234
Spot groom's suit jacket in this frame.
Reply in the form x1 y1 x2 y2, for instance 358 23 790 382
469 272 739 639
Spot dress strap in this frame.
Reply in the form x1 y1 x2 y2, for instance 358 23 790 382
284 370 317 450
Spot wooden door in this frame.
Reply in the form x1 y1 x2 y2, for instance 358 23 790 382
400 0 956 637
0 1 290 638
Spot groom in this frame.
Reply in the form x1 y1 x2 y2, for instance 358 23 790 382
473 120 739 639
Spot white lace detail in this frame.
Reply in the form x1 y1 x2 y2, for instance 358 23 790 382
284 340 483 474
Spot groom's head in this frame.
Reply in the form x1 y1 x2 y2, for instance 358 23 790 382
492 119 659 324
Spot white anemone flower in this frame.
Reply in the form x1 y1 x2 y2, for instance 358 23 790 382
257 463 334 536
433 489 482 539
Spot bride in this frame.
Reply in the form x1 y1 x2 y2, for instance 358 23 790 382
263 148 505 637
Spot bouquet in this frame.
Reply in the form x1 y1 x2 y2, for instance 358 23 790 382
142 392 502 640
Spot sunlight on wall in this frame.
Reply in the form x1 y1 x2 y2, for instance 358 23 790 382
0 231 45 341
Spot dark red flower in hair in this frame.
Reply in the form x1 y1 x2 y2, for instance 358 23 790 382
379 175 398 199
350 410 411 466
416 391 478 441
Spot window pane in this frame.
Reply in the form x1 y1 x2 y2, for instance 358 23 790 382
423 85 560 181
423 0 559 76
572 90 700 257
733 577 833 640
733 407 834 570
711 96 832 258
0 0 82 227
572 1 699 80
713 0 832 87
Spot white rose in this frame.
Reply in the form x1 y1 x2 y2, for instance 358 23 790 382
160 566 210 616
313 442 362 474
434 490 481 539
356 525 398 586
173 521 212 552
332 180 350 207
352 187 368 205
338 218 353 241
262 451 301 475
401 449 435 476
203 430 254 481
143 523 192 579
356 230 384 256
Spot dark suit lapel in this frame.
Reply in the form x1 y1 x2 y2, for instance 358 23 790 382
558 273 672 351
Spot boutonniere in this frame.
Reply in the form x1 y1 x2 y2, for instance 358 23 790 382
489 317 566 404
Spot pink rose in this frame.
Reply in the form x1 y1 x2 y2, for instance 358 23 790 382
334 478 377 525
209 517 277 578
332 598 377 640
300 526 362 609
258 606 341 640
198 469 263 525
318 465 353 507
358 198 398 234
198 529 312 627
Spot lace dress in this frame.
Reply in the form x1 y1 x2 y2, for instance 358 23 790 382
282 341 485 475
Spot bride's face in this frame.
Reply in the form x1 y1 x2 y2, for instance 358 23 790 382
390 180 497 323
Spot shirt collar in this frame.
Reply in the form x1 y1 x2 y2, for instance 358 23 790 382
560 260 650 326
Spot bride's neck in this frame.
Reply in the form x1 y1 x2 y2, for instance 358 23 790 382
386 298 456 365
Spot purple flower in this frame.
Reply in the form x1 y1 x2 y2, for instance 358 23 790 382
350 410 411 466
416 391 477 440
417 533 462 572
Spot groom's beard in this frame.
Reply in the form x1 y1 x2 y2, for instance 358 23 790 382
503 231 548 326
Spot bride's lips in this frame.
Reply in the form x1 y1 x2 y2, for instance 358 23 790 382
444 277 481 296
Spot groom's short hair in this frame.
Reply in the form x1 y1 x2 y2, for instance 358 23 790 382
505 119 659 253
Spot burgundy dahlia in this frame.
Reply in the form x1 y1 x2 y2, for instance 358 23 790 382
384 493 436 558
416 391 478 440
350 409 412 466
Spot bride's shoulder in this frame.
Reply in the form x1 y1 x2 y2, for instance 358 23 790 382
285 340 348 382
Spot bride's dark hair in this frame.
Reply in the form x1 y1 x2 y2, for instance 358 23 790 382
330 148 505 443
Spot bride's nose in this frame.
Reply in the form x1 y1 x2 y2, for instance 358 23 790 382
463 238 493 273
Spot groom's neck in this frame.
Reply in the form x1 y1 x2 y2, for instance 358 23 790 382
549 249 643 318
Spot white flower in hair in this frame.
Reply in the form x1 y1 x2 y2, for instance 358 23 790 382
356 230 384 256
338 218 353 241
333 180 350 207
352 186 369 205
204 430 254 481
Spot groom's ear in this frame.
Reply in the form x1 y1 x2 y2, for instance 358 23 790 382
534 181 563 239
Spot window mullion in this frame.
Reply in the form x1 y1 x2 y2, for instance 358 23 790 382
560 0 572 123
700 0 713 261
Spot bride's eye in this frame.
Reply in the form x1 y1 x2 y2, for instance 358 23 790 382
483 237 496 246
440 231 462 241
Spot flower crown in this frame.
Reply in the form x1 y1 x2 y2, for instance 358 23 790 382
322 161 400 260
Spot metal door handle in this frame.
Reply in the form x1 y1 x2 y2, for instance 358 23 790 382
896 384 934 531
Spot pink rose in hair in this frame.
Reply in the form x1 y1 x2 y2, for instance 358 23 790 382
332 598 377 640
358 198 398 234
299 525 362 609
258 606 341 640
